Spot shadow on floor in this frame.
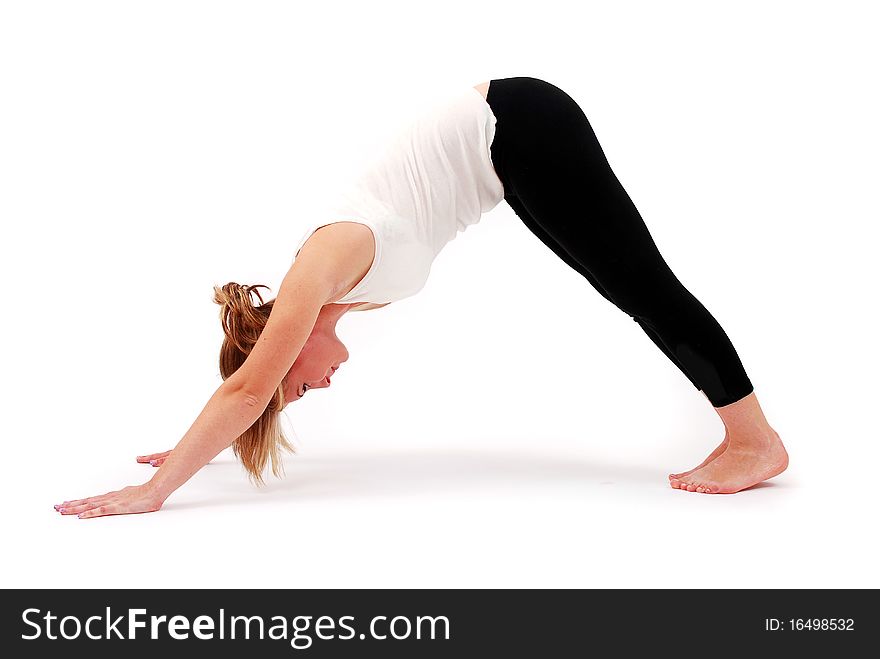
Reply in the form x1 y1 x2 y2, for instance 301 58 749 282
164 447 700 510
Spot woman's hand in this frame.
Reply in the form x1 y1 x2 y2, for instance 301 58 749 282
54 483 165 519
136 450 172 467
56 382 277 520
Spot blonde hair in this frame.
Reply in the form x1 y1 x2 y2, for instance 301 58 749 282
213 282 294 485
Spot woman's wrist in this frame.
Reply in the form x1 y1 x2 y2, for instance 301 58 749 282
143 477 171 505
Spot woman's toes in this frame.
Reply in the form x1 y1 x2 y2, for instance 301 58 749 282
686 483 697 492
696 486 705 493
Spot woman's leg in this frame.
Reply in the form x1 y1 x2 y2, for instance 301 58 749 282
492 76 787 492
509 151 754 407
505 194 703 393
505 193 731 478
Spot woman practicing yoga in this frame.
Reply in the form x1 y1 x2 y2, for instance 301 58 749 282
56 76 788 518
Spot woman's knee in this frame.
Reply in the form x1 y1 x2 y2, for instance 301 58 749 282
599 267 692 320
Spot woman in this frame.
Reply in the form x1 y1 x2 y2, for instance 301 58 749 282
56 77 788 518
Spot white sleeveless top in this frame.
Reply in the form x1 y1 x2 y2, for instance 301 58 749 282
293 85 505 307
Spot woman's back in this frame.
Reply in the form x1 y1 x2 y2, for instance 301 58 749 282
293 84 505 307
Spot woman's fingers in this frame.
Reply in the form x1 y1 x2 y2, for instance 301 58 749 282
77 503 123 519
55 486 134 510
136 450 171 464
150 457 168 467
56 484 163 519
55 490 118 509
57 498 113 515
56 493 116 513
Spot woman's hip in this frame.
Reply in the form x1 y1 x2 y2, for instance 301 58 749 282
486 76 611 199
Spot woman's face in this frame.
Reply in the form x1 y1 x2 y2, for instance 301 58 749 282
281 325 349 407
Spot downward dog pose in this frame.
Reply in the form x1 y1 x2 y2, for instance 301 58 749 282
56 77 787 518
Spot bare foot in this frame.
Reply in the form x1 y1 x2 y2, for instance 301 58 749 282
668 427 730 481
669 429 788 494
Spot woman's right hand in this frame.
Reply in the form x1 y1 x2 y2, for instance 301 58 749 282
136 450 172 467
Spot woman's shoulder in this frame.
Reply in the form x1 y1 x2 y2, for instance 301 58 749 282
294 220 378 303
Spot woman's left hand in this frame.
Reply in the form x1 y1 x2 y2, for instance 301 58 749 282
54 483 165 519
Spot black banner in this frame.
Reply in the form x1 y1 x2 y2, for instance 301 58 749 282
1 589 873 656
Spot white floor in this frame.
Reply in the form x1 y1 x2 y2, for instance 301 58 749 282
9 383 878 589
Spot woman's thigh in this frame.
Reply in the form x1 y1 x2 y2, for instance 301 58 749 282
491 77 689 315
504 194 615 305
511 155 689 317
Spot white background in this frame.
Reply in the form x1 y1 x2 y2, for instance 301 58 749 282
2 0 877 589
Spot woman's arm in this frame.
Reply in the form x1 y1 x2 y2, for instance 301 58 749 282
148 382 282 496
55 268 332 518
148 265 343 499
55 382 297 519
56 222 375 519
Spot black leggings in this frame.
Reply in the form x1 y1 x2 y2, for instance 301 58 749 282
486 76 753 408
